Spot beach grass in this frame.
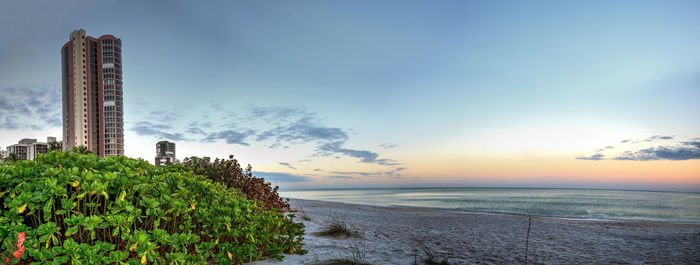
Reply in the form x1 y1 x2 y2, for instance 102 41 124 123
314 260 371 265
315 244 370 265
298 207 313 221
415 242 450 265
314 218 359 238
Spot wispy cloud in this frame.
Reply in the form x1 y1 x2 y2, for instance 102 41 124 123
576 154 605 161
319 142 377 162
252 171 312 183
328 167 407 178
684 141 700 148
614 145 700 161
130 105 400 166
203 129 255 145
247 106 309 125
279 162 296 170
256 118 348 144
376 158 401 166
186 121 211 135
384 167 406 176
379 143 398 149
0 85 61 130
646 135 674 141
329 171 382 177
580 136 700 161
596 146 614 152
327 175 356 179
131 121 189 141
148 109 180 123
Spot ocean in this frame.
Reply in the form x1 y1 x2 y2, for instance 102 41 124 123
280 188 700 223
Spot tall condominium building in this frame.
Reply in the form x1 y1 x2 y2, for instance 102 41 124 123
62 29 124 157
155 141 176 166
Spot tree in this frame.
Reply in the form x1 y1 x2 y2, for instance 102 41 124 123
72 146 92 154
5 153 20 163
181 155 291 212
48 141 62 152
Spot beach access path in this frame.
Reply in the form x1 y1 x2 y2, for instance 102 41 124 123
249 199 700 265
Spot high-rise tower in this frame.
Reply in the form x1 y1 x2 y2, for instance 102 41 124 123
61 29 124 157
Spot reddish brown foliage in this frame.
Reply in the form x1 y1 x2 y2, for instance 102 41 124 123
181 155 291 212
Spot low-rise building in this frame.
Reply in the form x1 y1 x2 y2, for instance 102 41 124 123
6 137 59 160
155 141 176 166
0 148 8 161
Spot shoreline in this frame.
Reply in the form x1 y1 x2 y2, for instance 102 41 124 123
280 186 700 194
286 198 700 225
250 198 700 265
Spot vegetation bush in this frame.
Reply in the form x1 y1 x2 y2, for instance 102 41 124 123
0 151 305 264
181 156 291 212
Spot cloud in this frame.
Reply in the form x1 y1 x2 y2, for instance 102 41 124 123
252 171 312 183
313 168 322 171
376 158 401 166
204 130 255 145
319 141 378 162
248 106 309 124
186 126 207 135
646 135 674 141
327 175 356 179
619 136 674 145
384 167 406 176
132 105 401 166
130 121 188 141
256 118 348 144
596 146 614 152
328 168 407 177
582 137 700 161
315 139 398 165
613 146 700 161
0 85 61 130
329 171 382 176
576 154 605 161
279 162 296 170
379 143 398 149
148 109 179 123
683 141 700 148
186 121 212 135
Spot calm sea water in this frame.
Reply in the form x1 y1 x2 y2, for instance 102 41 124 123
280 188 700 223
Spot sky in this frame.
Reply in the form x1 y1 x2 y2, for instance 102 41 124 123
1 0 699 191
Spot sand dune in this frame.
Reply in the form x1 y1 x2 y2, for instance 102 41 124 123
249 199 700 264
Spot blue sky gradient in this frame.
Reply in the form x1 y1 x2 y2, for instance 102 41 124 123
1 0 699 190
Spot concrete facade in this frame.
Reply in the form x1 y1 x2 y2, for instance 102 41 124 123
62 29 124 157
155 141 176 166
5 137 56 160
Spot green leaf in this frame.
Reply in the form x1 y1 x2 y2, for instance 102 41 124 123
65 226 78 237
43 198 54 221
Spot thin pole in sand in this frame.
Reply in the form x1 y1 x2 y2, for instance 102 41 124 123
525 216 532 265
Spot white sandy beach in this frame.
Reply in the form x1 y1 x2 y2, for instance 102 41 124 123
250 199 700 265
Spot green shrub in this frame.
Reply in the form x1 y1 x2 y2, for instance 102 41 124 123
0 151 305 264
181 156 291 212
